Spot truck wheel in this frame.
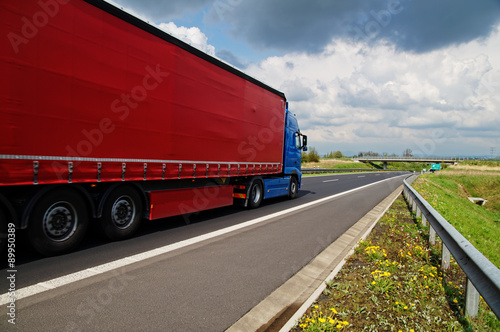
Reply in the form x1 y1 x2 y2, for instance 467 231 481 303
100 186 143 240
248 181 263 209
288 177 298 199
28 189 89 256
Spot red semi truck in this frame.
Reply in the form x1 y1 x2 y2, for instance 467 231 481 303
0 0 307 255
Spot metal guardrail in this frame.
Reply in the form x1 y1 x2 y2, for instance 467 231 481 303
403 175 500 318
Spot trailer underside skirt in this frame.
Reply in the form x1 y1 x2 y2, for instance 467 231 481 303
148 185 235 220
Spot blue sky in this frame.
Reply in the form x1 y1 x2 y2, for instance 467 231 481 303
109 0 500 157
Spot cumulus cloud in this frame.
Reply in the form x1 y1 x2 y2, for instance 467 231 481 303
156 22 216 56
245 26 500 156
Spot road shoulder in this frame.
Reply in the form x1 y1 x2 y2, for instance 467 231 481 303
226 185 403 332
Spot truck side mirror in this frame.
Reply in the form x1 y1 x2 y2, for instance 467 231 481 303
302 135 307 151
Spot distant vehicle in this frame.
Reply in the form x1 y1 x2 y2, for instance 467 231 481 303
0 0 307 255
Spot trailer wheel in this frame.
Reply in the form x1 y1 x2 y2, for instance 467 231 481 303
28 189 89 256
288 177 298 199
100 186 143 240
248 181 263 209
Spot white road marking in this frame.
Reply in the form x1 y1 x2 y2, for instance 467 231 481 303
358 175 365 178
0 175 407 305
322 179 339 183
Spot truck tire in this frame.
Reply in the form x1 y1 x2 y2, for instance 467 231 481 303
28 189 89 256
288 177 298 199
248 181 263 209
100 186 143 240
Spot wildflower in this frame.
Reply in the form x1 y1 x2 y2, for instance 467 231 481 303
453 299 458 303
330 308 337 314
329 318 335 324
404 306 408 310
319 318 326 323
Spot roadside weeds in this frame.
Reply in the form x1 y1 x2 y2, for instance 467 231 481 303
290 194 499 332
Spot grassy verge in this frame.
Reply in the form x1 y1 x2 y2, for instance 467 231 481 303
291 195 499 331
411 172 500 268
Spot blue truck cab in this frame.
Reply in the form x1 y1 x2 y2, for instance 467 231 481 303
236 104 307 208
260 107 307 201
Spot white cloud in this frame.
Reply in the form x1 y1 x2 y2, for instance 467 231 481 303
245 25 500 156
156 22 216 56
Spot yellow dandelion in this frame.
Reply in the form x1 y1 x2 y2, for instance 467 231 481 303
330 308 337 314
319 318 326 323
453 299 458 303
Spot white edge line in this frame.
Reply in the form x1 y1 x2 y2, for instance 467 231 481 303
0 175 406 305
278 183 404 332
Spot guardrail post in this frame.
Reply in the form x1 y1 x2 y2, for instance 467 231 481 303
416 206 421 219
441 244 451 270
465 278 479 317
429 225 436 245
421 214 427 227
412 200 417 214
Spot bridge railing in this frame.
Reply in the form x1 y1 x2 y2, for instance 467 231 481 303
403 175 500 318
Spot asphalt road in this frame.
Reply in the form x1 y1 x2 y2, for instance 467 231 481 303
1 171 408 331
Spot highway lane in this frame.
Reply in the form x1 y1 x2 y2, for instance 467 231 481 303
1 171 409 331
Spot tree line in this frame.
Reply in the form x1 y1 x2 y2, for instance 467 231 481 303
302 148 414 163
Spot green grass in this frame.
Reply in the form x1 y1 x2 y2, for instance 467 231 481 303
292 196 499 332
412 173 500 268
459 160 500 167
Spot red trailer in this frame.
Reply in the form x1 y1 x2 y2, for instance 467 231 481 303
0 0 306 255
